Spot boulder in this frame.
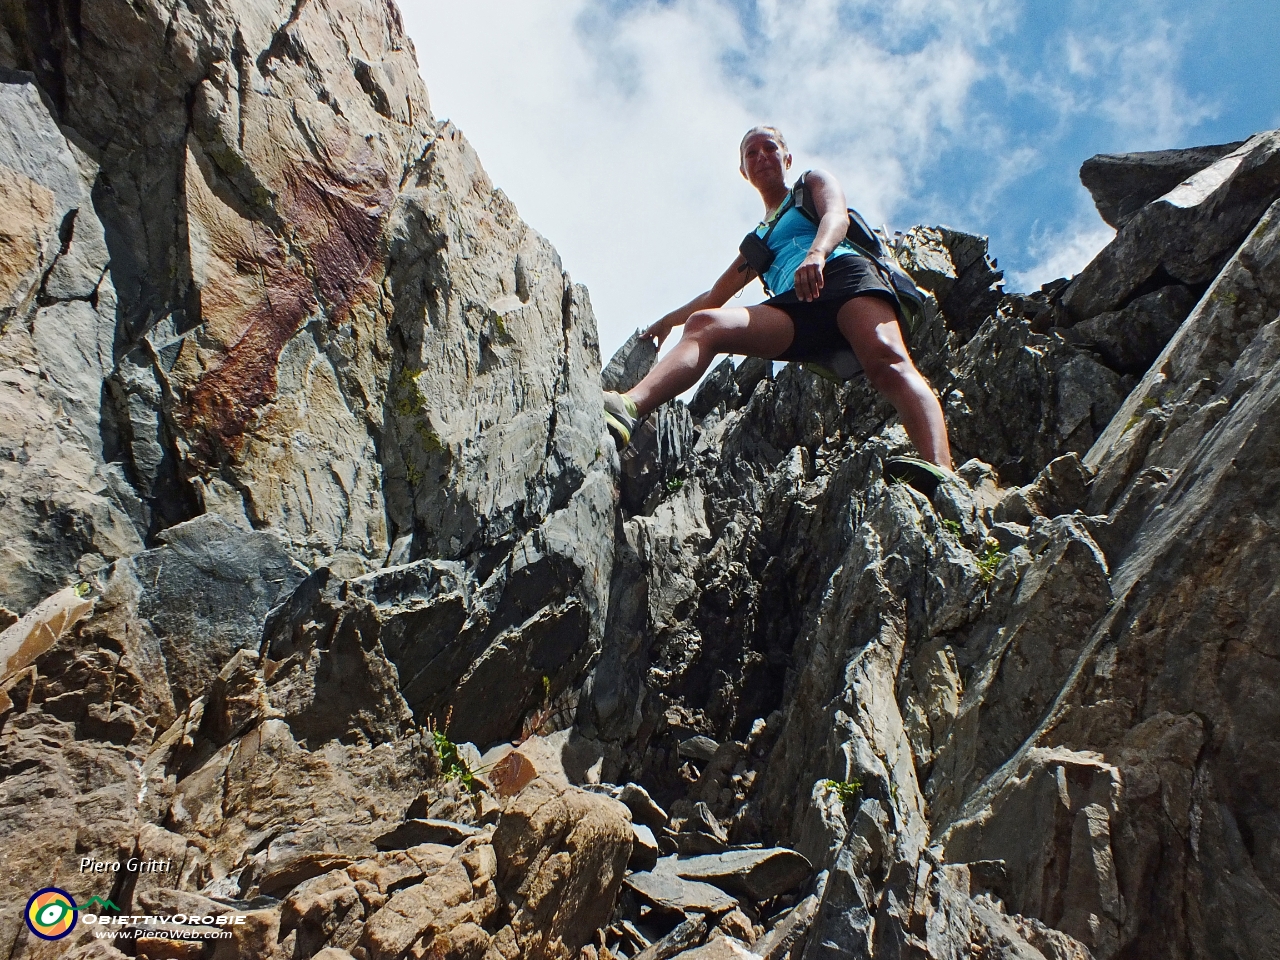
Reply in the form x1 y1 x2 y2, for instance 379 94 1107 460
678 735 720 762
1063 130 1280 323
753 895 819 960
632 916 709 960
493 777 634 958
674 802 731 855
672 939 761 959
631 823 661 872
619 782 670 831
1081 140 1246 228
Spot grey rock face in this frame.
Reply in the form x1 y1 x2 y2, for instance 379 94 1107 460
945 308 1125 485
262 486 613 748
1081 140 1246 228
1064 282 1198 374
0 78 143 613
603 328 660 393
1 0 612 598
620 403 696 516
130 514 308 712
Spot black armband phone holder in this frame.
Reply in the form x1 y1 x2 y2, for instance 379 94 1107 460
738 231 775 278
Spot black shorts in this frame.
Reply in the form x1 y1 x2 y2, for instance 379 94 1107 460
766 253 901 363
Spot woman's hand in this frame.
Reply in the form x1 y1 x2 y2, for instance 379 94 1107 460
644 255 754 348
794 251 826 302
644 313 678 349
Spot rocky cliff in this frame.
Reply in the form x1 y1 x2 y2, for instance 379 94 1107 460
1 3 1278 959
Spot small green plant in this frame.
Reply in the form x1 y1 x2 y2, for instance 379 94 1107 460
404 460 423 488
665 476 685 493
427 708 479 793
822 778 863 816
976 537 1006 584
942 519 962 536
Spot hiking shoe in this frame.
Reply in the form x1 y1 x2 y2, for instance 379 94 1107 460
603 390 639 449
885 456 951 497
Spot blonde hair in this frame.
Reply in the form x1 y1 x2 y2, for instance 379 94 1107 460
739 126 789 158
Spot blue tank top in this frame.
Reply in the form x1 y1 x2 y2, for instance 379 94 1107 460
756 201 859 296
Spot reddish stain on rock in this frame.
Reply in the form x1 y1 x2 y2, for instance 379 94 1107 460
181 158 393 464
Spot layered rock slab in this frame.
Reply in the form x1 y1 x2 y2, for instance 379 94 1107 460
1081 140 1247 228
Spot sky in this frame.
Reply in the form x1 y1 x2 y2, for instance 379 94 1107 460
398 0 1280 366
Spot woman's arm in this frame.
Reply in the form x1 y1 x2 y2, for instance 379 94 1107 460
643 254 756 347
793 169 849 302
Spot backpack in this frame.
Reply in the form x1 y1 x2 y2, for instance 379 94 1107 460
790 172 929 341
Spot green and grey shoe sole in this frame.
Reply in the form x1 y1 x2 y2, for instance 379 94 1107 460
604 411 633 448
885 456 950 496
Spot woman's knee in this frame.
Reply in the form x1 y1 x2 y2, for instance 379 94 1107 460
684 308 729 346
862 346 915 394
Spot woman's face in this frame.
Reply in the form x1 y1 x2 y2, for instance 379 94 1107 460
740 132 791 188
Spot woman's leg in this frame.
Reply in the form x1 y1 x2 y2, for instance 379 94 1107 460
837 296 952 468
626 305 796 417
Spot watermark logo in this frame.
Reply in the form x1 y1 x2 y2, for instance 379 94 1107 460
25 888 78 941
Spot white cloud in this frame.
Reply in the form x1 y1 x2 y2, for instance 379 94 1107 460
1009 216 1115 292
1062 20 1215 148
400 0 760 365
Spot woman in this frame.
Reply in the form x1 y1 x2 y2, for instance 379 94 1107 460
603 126 952 490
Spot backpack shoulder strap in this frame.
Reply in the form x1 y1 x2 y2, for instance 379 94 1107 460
757 185 797 246
793 171 818 223
795 173 890 262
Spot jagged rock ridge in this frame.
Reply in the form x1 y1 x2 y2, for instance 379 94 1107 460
2 2 1279 959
